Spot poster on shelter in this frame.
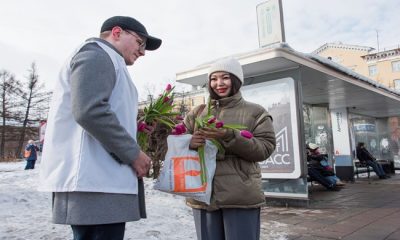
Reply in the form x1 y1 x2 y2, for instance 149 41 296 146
242 77 301 179
330 108 351 157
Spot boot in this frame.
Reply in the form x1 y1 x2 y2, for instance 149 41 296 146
336 180 346 186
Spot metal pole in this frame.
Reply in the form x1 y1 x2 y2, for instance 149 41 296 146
376 29 380 52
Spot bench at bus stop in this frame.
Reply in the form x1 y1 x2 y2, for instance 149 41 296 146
354 159 395 179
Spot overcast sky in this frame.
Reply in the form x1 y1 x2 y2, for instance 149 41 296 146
1 0 399 100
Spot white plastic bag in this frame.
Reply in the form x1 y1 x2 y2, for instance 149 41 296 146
154 134 217 204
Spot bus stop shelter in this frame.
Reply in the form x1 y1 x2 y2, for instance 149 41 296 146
176 44 400 202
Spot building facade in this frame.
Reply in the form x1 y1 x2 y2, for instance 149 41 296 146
313 42 400 90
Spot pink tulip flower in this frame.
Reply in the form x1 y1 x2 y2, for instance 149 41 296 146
240 130 253 139
163 96 170 103
175 123 187 134
171 123 186 135
166 84 172 92
138 121 147 132
215 121 224 128
207 116 217 124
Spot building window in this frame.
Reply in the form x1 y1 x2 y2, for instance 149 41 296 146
368 65 377 76
394 79 400 90
392 61 400 72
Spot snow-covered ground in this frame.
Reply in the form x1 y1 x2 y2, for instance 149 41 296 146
0 160 289 240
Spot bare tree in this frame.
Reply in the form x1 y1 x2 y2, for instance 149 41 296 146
14 63 51 158
0 70 22 160
176 91 190 116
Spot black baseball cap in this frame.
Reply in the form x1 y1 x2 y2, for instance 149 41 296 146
100 16 162 51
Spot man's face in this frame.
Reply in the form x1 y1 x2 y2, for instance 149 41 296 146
117 28 146 65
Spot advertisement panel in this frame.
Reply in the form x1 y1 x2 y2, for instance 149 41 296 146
330 108 351 156
242 77 301 178
330 108 352 167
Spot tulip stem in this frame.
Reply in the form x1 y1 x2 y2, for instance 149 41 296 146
198 145 207 184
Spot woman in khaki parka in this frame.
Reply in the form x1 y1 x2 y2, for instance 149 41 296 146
184 57 276 240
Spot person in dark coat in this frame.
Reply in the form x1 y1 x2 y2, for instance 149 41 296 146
356 142 390 179
24 140 39 170
306 143 345 189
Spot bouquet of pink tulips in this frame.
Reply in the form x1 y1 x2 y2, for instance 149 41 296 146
193 101 254 184
154 99 254 196
137 84 181 152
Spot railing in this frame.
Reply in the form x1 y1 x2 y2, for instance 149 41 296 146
368 44 400 54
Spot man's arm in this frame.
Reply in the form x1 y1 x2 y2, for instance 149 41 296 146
70 42 139 165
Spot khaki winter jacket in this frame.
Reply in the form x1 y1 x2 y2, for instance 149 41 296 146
184 92 276 211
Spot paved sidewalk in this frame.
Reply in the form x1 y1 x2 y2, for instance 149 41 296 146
261 173 400 240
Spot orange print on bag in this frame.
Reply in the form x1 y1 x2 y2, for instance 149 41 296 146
172 156 207 192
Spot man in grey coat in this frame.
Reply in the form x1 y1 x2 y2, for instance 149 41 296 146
39 16 161 240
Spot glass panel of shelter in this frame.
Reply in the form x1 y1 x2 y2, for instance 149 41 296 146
350 114 400 171
303 104 334 165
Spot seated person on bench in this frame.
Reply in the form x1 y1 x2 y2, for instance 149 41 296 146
356 142 390 179
306 143 345 190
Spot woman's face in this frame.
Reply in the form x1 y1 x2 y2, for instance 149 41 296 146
209 71 232 98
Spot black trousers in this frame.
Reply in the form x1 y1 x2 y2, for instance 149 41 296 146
71 222 125 240
192 208 260 240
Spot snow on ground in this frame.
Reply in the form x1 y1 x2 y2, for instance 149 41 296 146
0 161 194 240
0 160 289 240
